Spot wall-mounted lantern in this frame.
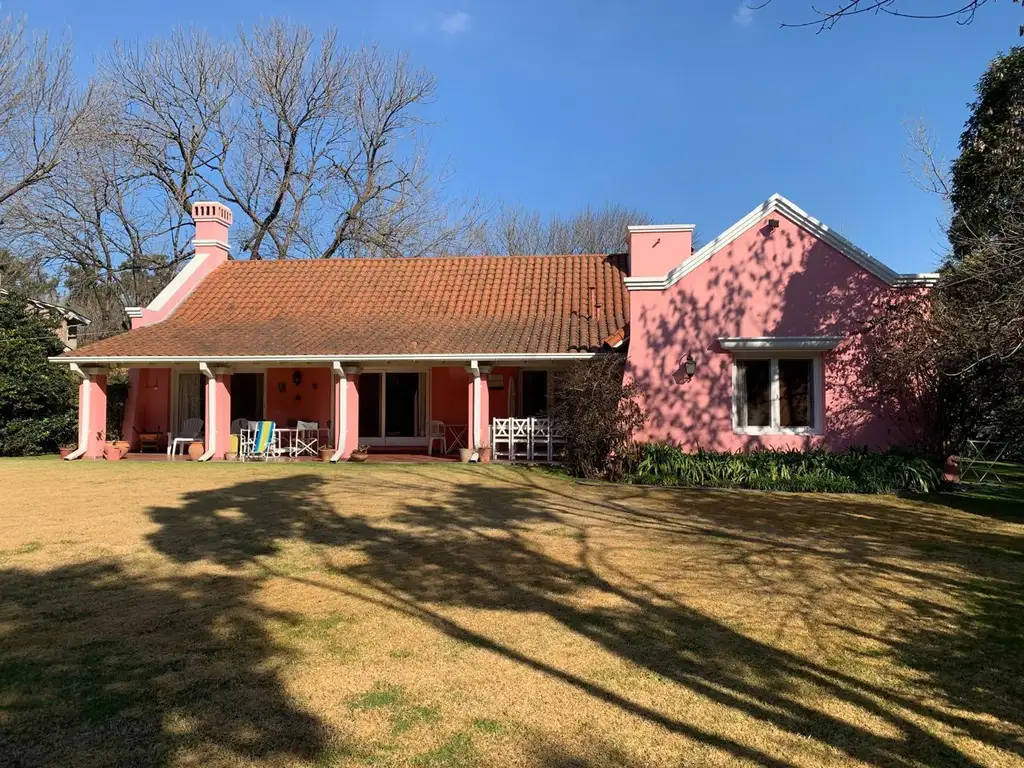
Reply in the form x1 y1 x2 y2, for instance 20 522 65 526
672 353 698 384
292 370 303 386
684 354 697 378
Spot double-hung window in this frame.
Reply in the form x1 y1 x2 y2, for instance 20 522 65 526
732 356 822 434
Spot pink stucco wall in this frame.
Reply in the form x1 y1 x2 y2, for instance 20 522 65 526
626 213 910 451
487 366 518 420
431 367 470 428
265 367 332 428
629 228 693 278
122 368 171 449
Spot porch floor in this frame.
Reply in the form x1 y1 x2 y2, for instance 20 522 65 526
124 451 458 464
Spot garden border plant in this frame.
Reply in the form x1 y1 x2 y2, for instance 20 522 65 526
625 443 943 494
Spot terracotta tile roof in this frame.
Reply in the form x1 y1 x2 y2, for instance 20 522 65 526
65 254 630 358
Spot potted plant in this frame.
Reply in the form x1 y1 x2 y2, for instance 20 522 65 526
103 441 125 461
58 443 76 459
187 441 205 461
320 447 335 462
113 439 131 456
349 444 370 462
479 445 492 463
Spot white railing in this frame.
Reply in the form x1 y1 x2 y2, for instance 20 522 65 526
490 417 564 463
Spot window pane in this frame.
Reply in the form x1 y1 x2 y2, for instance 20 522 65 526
779 359 813 428
737 360 771 428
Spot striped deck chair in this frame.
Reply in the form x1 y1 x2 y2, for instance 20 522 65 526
245 421 276 461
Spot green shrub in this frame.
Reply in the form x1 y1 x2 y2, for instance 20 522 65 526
626 444 942 494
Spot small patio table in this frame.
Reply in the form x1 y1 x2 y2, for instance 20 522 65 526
444 425 468 453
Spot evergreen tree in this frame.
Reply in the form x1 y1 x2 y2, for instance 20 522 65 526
950 47 1024 259
0 292 77 455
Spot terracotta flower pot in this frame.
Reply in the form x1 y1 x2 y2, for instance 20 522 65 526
458 448 473 463
187 441 205 461
320 448 335 462
224 452 238 462
349 452 369 463
58 447 74 459
113 440 130 456
479 446 492 464
103 442 125 461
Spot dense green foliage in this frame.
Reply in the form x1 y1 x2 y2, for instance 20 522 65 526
549 357 645 480
626 444 942 494
0 292 77 455
950 47 1024 260
105 368 130 441
930 47 1024 453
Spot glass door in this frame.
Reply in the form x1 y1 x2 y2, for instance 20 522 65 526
385 373 420 438
358 373 382 440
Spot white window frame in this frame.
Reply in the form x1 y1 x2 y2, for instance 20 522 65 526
731 353 824 436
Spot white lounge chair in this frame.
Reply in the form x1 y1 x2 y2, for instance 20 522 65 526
168 418 204 458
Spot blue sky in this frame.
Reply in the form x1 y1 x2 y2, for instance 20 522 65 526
17 0 1024 272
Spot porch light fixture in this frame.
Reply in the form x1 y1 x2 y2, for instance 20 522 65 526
672 354 697 384
684 354 697 378
292 370 303 386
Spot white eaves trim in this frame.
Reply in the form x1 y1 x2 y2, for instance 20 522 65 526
624 193 932 291
627 223 696 234
50 352 606 366
719 336 843 352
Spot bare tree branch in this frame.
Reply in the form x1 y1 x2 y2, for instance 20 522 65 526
0 15 94 222
753 0 1014 32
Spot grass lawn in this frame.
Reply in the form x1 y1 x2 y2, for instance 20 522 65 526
1 459 1023 767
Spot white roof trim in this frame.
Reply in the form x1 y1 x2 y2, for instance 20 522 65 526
51 352 607 365
145 251 213 315
894 273 940 287
719 336 843 352
627 223 696 233
624 193 926 291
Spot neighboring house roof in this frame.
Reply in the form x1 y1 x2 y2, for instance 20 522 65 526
0 288 91 325
64 254 629 360
622 193 940 291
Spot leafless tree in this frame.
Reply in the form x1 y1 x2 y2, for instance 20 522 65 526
754 0 1012 32
485 203 653 255
7 86 194 335
0 15 94 224
103 21 477 260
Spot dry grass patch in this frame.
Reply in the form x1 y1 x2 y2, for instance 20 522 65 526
0 457 1022 766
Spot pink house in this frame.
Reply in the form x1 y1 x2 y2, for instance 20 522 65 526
53 195 935 460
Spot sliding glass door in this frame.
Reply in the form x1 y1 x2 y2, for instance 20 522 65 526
358 372 425 445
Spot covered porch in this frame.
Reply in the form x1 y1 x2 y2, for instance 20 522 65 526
71 359 557 462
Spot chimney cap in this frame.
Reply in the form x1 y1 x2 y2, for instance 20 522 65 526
191 201 233 227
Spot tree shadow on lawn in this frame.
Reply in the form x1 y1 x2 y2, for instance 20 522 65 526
141 469 1024 767
0 560 333 768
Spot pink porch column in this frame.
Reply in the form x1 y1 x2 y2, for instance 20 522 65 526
202 369 232 460
78 370 108 458
478 367 491 449
466 370 476 450
464 364 491 451
344 373 359 458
